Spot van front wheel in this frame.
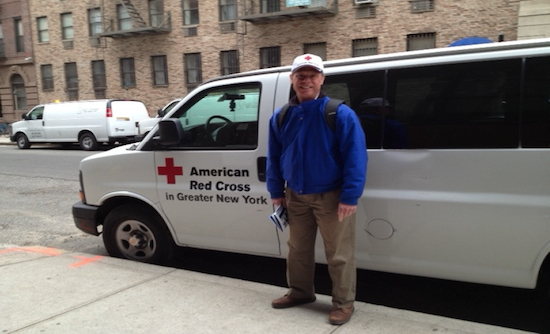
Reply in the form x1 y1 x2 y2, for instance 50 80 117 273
16 134 31 149
103 205 175 264
79 132 98 151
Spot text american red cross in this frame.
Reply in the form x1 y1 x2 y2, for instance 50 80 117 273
158 157 183 184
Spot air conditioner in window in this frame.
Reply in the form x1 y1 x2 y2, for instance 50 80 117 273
219 22 236 33
355 0 376 4
89 37 103 47
62 40 74 49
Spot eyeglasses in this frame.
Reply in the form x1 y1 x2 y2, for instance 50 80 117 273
294 73 322 81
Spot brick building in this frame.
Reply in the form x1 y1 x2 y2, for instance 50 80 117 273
0 0 547 123
0 0 37 124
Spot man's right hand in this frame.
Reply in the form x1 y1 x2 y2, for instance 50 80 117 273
272 197 285 208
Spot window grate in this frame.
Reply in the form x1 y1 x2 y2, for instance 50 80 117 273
304 42 327 60
353 38 378 57
184 27 197 36
260 46 280 69
407 32 436 51
356 6 376 18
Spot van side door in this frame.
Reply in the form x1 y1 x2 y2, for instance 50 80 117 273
154 75 280 256
24 106 46 141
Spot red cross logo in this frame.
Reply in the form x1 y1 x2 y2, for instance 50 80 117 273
304 55 312 61
158 157 183 184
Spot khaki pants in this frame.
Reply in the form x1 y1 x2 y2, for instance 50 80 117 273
285 188 356 308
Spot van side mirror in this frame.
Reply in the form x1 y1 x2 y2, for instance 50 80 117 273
155 118 184 146
158 108 166 117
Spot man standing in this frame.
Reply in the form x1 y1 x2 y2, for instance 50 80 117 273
266 54 367 325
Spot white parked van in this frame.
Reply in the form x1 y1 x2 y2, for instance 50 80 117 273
9 99 150 150
73 38 550 296
138 98 181 136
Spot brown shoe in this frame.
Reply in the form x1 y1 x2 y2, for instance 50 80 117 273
329 306 354 325
271 295 316 309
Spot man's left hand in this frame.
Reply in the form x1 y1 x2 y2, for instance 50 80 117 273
338 203 357 222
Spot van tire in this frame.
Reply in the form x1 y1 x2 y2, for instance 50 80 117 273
79 132 98 151
103 205 175 264
16 134 31 149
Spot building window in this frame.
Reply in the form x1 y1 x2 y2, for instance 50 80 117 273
61 13 74 40
183 0 199 25
184 53 202 86
65 62 78 101
304 42 326 60
410 0 434 13
117 5 132 30
261 0 280 13
92 60 106 98
149 0 164 27
41 64 54 91
120 58 136 88
221 50 239 75
260 46 280 69
407 32 435 51
0 24 5 58
356 5 376 18
152 55 168 85
14 18 24 52
37 17 49 43
353 38 378 57
11 74 26 110
88 8 102 36
220 0 236 21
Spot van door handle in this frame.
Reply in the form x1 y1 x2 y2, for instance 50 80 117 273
257 157 267 182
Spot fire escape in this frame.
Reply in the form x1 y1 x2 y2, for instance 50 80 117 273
239 0 338 23
98 0 171 39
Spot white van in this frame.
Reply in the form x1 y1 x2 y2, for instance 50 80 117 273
9 99 150 150
73 38 550 296
138 98 181 136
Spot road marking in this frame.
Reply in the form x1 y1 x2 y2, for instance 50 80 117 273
0 246 62 256
70 255 104 267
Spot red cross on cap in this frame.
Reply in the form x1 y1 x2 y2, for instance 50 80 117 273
304 55 312 61
158 157 183 184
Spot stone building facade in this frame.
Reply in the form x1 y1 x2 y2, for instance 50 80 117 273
0 0 37 124
0 0 539 123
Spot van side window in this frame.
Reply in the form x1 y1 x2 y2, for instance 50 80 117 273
522 56 550 148
323 70 387 149
171 83 260 149
325 60 523 149
387 59 521 149
29 106 45 120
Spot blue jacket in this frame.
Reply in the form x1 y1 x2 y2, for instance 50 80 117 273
267 96 367 205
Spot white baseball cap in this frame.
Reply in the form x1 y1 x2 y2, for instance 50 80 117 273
291 53 324 73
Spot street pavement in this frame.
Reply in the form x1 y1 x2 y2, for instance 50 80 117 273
0 135 533 333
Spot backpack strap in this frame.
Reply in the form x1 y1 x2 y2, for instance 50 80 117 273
277 98 344 132
277 103 291 130
324 98 344 132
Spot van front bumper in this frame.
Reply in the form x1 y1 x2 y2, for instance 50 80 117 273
72 201 101 236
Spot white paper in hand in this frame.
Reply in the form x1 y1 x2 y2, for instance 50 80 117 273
269 205 288 232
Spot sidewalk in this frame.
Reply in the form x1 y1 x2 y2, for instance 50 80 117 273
0 244 532 334
0 135 13 145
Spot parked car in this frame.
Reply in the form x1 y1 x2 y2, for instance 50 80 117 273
138 99 181 135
